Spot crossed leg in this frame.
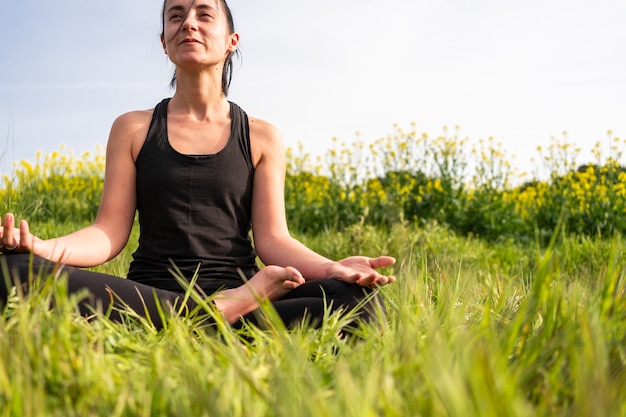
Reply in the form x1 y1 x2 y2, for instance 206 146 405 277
212 265 305 323
1 255 308 326
1 255 381 331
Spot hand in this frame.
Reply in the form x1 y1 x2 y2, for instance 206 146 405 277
327 255 396 288
0 213 42 255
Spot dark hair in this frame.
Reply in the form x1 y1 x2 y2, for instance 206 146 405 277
161 0 239 96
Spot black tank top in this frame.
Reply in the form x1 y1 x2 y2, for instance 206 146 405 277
127 98 259 292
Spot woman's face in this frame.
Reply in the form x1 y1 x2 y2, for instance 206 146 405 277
161 0 238 70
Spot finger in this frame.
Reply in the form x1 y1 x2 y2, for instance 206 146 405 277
2 213 15 246
20 220 30 250
3 213 13 226
374 275 390 286
360 273 395 287
358 279 378 288
356 273 379 287
369 256 396 269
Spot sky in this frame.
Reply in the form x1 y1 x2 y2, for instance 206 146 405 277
1 0 625 176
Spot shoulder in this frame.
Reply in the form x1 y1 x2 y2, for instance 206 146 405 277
111 108 154 135
248 116 282 142
247 116 285 167
108 108 155 160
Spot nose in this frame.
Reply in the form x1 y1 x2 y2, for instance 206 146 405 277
181 13 198 32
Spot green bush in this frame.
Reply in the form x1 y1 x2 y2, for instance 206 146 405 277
2 130 625 243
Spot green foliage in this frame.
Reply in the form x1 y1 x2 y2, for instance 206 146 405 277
1 128 626 415
2 129 626 243
0 145 105 224
285 128 626 242
1 224 626 416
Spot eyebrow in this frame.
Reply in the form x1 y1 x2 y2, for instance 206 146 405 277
196 3 217 12
166 3 217 15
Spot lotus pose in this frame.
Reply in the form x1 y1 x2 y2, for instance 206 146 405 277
0 0 395 330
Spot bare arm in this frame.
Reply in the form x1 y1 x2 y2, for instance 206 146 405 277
249 119 395 286
1 111 150 267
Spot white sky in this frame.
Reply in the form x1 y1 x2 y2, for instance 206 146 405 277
1 0 625 176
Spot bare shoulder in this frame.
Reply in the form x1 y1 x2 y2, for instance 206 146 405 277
248 116 285 166
114 108 152 124
110 108 153 137
108 108 155 159
248 116 283 143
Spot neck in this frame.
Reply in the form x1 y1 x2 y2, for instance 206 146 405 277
169 68 228 120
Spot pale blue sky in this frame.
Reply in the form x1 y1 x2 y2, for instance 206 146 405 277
1 0 625 175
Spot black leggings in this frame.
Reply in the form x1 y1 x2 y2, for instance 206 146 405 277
0 254 385 331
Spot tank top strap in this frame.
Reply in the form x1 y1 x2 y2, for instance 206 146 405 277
229 101 254 172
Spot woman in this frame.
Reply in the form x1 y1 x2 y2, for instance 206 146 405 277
0 0 395 330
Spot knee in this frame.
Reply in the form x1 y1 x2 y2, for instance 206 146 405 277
1 254 55 280
1 253 31 282
322 280 386 316
326 279 376 304
0 254 57 298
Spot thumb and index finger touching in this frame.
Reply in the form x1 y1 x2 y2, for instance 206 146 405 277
1 213 33 252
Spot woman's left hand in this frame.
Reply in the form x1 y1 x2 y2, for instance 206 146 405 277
327 256 396 287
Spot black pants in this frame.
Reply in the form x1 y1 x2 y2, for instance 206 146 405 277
0 254 385 331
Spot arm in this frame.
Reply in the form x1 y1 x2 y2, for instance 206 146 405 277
1 111 149 267
248 118 395 286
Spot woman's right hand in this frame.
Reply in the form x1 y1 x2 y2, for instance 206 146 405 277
0 213 47 257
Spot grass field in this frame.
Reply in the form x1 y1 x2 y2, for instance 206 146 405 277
1 132 625 416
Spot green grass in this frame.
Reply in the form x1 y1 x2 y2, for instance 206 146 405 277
1 137 625 415
1 220 625 416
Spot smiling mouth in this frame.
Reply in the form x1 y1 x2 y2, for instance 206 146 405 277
181 38 201 45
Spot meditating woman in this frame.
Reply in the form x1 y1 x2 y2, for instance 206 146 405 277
0 0 395 330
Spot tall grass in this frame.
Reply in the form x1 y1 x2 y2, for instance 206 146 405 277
1 223 625 416
1 130 625 416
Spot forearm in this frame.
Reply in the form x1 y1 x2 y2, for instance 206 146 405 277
255 236 335 280
39 225 122 267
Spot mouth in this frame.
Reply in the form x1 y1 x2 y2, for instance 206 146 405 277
180 37 201 45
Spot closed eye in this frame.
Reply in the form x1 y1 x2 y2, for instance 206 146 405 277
166 4 187 22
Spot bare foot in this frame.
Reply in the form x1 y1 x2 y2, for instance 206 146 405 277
213 266 304 323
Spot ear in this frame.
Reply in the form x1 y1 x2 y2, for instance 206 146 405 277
160 34 168 55
228 32 240 53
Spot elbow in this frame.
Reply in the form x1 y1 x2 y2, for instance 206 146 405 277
254 235 289 266
254 243 272 265
108 236 131 262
